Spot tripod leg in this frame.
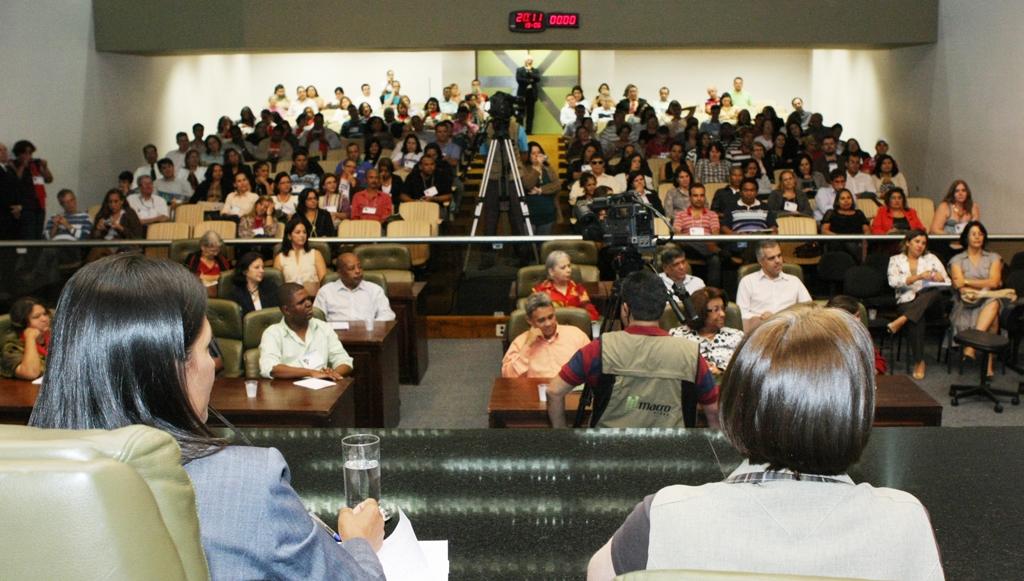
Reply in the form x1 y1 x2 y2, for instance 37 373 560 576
462 141 501 271
501 139 539 264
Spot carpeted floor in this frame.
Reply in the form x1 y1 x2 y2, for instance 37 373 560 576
399 338 1024 429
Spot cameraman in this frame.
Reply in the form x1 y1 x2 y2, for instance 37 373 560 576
546 270 719 429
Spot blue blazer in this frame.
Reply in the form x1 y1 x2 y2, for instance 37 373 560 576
184 446 384 580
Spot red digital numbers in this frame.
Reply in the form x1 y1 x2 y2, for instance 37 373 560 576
548 13 579 28
510 11 578 31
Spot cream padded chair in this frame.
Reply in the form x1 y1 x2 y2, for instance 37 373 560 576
385 220 432 268
338 220 382 238
399 201 442 233
195 220 238 241
906 197 935 228
0 424 209 581
173 204 205 229
856 199 879 220
146 222 191 240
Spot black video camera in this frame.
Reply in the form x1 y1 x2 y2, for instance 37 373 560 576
574 193 657 251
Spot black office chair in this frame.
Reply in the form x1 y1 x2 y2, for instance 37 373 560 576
818 252 856 296
950 329 1020 412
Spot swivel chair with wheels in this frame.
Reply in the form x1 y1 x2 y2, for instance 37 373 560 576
949 329 1021 412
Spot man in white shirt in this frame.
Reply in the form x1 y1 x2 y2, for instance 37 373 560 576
133 144 160 183
844 154 874 197
814 170 847 222
165 132 191 170
127 175 170 226
736 240 811 333
652 86 672 117
659 246 705 300
314 252 396 322
154 158 193 209
560 94 580 127
260 283 354 380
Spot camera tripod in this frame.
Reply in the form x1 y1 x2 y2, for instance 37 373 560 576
463 135 539 269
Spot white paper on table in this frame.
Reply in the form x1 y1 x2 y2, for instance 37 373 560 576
32 377 43 385
376 507 448 580
293 377 336 390
329 321 351 330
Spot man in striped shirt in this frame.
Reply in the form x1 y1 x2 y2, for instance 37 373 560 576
672 183 722 288
43 189 91 240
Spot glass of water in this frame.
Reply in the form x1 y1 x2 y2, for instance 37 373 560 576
342 434 393 519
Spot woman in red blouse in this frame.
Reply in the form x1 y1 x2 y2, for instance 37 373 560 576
870 188 925 234
532 250 600 321
185 230 233 291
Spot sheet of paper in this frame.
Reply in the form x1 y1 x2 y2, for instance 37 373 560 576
293 377 336 390
377 507 448 580
329 321 351 330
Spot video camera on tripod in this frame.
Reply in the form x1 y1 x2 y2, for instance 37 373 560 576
573 192 658 252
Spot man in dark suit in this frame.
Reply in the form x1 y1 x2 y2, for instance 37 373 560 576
515 56 541 134
0 143 18 240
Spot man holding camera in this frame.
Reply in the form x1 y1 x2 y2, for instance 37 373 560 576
546 270 719 429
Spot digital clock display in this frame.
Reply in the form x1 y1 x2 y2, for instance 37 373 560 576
509 11 580 32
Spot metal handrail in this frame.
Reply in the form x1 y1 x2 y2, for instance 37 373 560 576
3 232 1019 249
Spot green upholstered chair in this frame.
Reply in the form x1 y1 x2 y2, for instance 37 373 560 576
355 243 415 284
217 267 285 299
539 240 600 282
737 262 804 282
169 239 201 265
506 306 593 343
516 264 586 299
207 298 244 378
241 307 326 378
0 424 209 581
615 569 872 580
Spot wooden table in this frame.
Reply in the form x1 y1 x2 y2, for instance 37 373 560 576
488 374 943 428
389 282 429 384
0 377 355 428
336 320 401 428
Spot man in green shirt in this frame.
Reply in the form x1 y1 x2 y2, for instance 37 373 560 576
730 76 754 109
258 283 353 379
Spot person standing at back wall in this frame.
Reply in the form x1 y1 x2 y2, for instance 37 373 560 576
516 56 542 134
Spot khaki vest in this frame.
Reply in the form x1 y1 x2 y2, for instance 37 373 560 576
596 331 698 428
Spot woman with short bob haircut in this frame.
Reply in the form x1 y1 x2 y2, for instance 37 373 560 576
29 254 384 580
589 304 944 581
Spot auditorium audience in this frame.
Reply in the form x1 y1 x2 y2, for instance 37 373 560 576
154 158 193 209
201 135 225 166
191 163 227 204
814 170 848 222
694 142 730 186
821 188 870 259
658 245 705 296
886 229 950 379
271 172 297 219
872 187 925 234
844 153 875 197
314 252 395 322
662 167 694 219
350 169 394 223
589 303 943 581
391 134 423 170
220 172 259 219
532 250 600 321
133 144 160 184
1 296 50 380
948 221 1005 377
625 171 665 215
295 187 337 237
89 189 143 261
546 270 718 428
721 178 778 235
930 179 980 235
229 251 280 315
273 216 327 297
568 156 617 205
127 175 170 227
184 230 232 288
501 292 590 379
376 158 404 209
43 188 91 240
402 155 453 208
871 154 906 198
766 169 813 217
260 282 353 380
519 142 560 236
669 286 742 375
237 195 278 239
28 255 384 580
736 240 811 333
318 173 350 225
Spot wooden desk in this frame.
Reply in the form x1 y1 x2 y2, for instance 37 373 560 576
488 374 943 428
389 282 429 384
336 320 401 428
0 377 355 428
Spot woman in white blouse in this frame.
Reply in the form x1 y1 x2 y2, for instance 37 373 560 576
220 173 259 218
669 287 743 377
390 135 423 170
886 229 950 379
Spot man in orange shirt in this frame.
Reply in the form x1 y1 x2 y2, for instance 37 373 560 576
502 293 590 378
